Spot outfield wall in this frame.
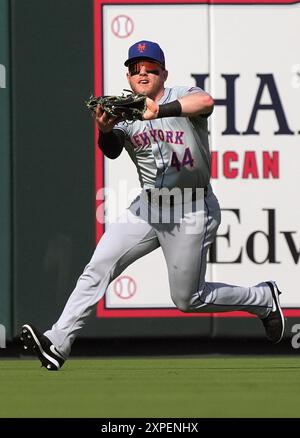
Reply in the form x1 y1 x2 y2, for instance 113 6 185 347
1 0 299 341
97 1 300 321
0 0 11 338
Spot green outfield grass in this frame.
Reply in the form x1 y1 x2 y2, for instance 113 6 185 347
0 357 299 417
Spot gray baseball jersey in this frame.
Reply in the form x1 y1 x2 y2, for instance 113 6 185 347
115 86 211 190
43 86 275 358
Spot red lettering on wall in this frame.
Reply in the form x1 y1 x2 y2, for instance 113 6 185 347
263 151 279 178
224 151 238 178
242 151 258 178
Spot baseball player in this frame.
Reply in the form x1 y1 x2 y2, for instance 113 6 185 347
21 40 285 371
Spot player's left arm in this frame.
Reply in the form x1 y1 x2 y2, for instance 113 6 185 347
179 91 214 117
143 92 214 120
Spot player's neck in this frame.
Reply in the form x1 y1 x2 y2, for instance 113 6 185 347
151 88 165 102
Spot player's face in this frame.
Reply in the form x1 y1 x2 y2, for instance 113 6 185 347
127 60 168 100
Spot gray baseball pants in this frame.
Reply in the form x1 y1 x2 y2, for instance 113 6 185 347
45 187 273 357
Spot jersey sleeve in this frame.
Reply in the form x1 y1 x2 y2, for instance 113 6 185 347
173 86 213 118
174 85 207 99
114 120 129 136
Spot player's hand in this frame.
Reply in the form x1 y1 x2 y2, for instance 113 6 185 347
95 105 118 133
142 97 159 120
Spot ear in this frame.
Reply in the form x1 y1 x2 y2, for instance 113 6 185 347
163 69 168 82
126 72 130 84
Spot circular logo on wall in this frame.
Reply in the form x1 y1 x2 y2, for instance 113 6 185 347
111 15 134 38
113 275 137 299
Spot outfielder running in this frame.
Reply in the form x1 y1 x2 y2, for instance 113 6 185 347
21 40 285 370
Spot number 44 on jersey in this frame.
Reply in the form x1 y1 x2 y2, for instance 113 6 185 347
171 147 194 171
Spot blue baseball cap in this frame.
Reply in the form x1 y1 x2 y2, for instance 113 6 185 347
124 40 165 67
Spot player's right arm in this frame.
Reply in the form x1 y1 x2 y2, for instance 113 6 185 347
95 105 125 159
98 129 125 159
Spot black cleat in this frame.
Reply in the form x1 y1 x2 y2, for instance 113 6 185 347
21 324 65 371
261 281 285 344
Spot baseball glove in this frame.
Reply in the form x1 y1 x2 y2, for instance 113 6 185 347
86 90 147 121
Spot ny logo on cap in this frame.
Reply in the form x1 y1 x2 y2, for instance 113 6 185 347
137 43 146 53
